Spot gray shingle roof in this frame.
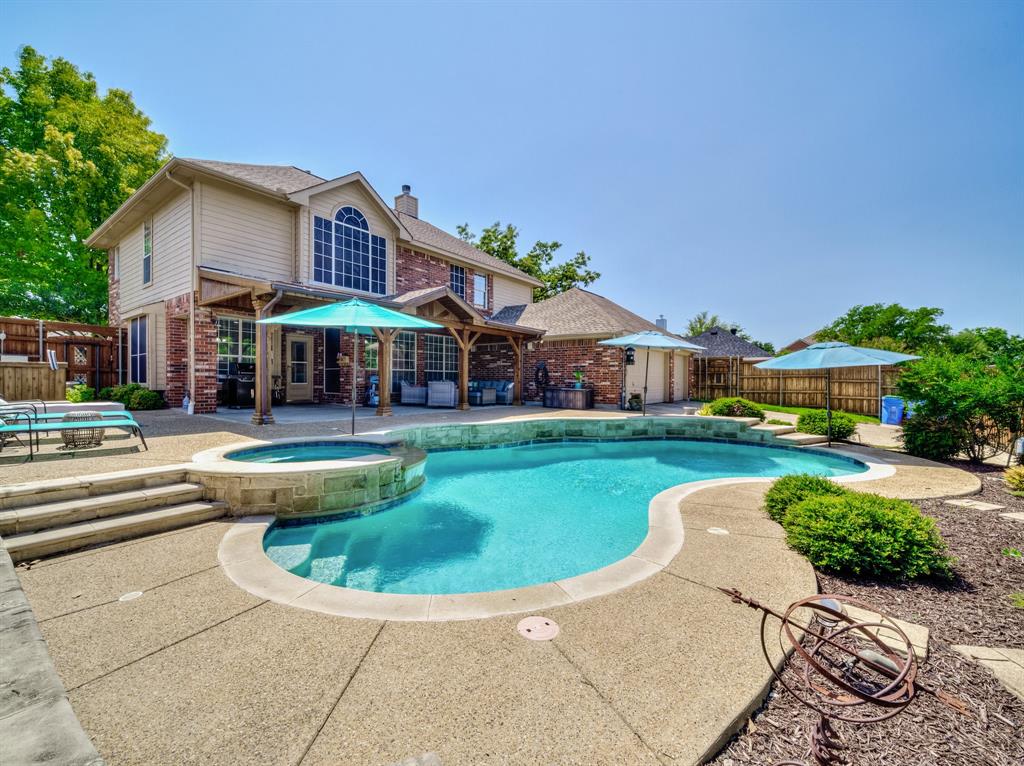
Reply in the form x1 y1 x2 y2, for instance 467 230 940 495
683 327 770 357
179 158 325 194
396 213 543 286
496 288 664 339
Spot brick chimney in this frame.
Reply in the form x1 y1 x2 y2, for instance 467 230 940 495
656 315 668 331
395 184 418 218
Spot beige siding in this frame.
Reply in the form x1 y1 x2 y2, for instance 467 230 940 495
492 275 533 311
199 181 294 281
673 353 688 400
124 302 166 389
117 189 191 315
304 182 398 293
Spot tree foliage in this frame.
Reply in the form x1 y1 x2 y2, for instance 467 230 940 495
0 46 167 323
816 303 951 354
456 221 600 301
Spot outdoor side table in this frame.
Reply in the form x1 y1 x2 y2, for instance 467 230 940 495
60 411 106 450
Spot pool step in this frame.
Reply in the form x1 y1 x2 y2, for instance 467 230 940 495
3 501 228 562
752 424 797 436
0 482 205 535
774 432 830 446
0 465 192 511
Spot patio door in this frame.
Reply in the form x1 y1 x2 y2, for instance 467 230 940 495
285 335 313 402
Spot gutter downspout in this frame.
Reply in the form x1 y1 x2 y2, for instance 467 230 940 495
166 169 196 411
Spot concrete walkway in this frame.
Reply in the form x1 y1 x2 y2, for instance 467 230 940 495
18 481 813 766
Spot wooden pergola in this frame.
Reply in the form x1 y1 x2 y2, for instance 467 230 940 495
197 270 542 425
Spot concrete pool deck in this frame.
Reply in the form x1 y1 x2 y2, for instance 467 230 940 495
9 440 980 765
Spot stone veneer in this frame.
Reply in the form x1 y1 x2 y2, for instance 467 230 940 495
193 416 781 520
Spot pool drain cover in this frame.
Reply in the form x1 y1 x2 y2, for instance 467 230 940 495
119 591 144 602
707 527 730 535
517 616 560 641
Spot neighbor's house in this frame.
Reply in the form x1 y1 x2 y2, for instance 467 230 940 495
87 158 688 420
684 326 771 401
492 288 694 406
86 158 546 420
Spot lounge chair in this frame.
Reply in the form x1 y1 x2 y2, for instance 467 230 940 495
427 380 457 408
0 411 147 461
399 381 427 405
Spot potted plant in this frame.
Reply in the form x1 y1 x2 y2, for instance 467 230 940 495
573 369 585 389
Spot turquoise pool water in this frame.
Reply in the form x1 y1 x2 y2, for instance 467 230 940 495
263 439 864 595
228 442 390 463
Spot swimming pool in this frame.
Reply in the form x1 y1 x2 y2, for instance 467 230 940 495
227 442 391 463
263 439 865 595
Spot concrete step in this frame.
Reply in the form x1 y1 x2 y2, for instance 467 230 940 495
2 501 229 562
775 432 830 446
0 465 191 511
751 424 796 436
0 482 205 535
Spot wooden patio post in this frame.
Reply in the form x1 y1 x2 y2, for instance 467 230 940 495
251 292 282 426
506 334 524 405
373 328 397 417
449 327 479 411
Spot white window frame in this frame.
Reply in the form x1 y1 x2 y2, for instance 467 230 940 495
392 331 417 388
216 316 256 381
311 207 387 296
142 219 153 286
473 273 488 308
449 264 466 299
129 315 148 384
424 333 458 382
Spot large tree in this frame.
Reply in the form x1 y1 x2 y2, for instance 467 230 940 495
816 303 951 354
457 221 600 301
0 46 167 323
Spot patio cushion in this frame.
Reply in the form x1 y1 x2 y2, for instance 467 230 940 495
427 380 457 408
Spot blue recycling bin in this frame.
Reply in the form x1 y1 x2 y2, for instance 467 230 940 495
881 396 905 425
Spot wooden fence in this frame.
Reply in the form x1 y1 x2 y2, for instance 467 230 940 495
690 356 901 417
0 317 125 396
0 361 68 401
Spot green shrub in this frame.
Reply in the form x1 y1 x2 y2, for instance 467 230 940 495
766 418 791 426
763 474 849 523
65 384 95 403
1005 466 1024 492
102 383 145 404
900 414 964 462
796 409 857 440
97 386 115 401
700 397 766 421
126 388 164 410
783 493 952 580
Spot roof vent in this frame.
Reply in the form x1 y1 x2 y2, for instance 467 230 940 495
730 327 738 335
656 315 668 331
395 184 418 218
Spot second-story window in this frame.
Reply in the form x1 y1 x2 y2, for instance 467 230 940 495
449 264 466 299
473 273 487 308
142 219 153 285
313 206 386 295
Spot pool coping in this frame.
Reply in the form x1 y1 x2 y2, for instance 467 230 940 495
217 445 894 621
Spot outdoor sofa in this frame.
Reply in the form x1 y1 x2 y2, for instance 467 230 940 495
477 380 514 405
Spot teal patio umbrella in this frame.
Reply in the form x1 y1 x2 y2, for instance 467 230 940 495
754 342 920 445
599 331 704 416
258 298 442 434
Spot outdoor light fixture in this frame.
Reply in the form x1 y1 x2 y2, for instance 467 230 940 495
624 346 636 365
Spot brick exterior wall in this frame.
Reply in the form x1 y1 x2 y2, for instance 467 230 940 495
469 342 515 380
164 292 191 407
395 245 493 317
192 299 220 414
107 250 120 326
522 339 625 406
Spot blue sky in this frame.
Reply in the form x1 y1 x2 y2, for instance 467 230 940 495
4 0 1022 344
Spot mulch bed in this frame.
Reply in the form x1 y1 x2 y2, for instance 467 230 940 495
710 461 1024 765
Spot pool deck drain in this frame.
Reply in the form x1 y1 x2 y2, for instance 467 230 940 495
517 616 560 640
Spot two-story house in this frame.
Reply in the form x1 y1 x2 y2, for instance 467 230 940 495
86 158 544 421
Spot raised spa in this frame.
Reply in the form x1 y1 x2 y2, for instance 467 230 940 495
226 441 391 463
262 438 866 595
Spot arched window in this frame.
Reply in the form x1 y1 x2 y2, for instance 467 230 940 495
313 206 386 294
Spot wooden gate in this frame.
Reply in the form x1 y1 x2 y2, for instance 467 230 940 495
0 317 125 394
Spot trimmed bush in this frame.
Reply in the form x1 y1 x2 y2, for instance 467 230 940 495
65 384 95 403
766 418 791 426
763 474 849 523
127 388 164 410
699 397 766 421
783 493 952 580
1006 466 1024 493
796 410 857 440
900 414 963 462
97 386 115 401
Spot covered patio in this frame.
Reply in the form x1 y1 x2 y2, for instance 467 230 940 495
196 268 543 426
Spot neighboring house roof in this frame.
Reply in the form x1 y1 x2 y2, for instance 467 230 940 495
683 326 770 358
395 212 543 287
781 333 819 353
493 287 666 340
179 158 325 194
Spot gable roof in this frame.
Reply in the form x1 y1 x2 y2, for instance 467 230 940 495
396 213 543 286
493 287 665 340
683 326 770 357
179 158 325 194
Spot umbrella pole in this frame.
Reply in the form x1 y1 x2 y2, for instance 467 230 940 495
826 367 832 446
642 348 650 417
351 330 358 436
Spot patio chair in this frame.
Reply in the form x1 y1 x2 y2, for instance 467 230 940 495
480 380 514 405
0 411 147 461
400 381 427 405
468 382 497 406
427 380 458 408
